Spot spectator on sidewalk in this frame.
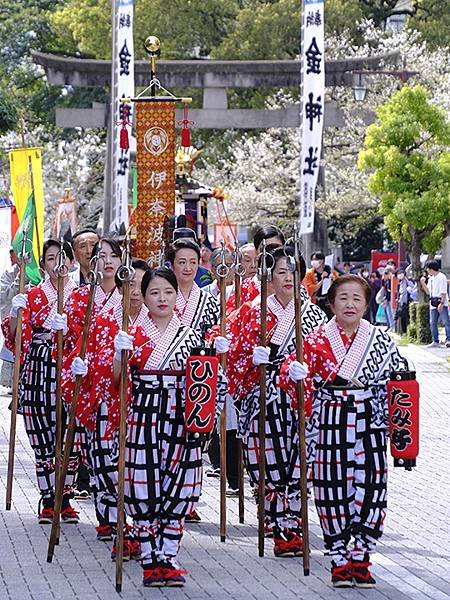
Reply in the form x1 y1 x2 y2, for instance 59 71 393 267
369 271 382 324
376 268 394 331
304 251 334 320
420 260 450 348
395 268 411 334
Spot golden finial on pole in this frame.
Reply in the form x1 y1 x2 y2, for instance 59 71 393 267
144 35 161 96
144 35 161 54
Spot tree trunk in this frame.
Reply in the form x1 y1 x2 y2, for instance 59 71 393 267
410 229 425 303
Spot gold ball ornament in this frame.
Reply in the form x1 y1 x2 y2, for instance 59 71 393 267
144 36 161 54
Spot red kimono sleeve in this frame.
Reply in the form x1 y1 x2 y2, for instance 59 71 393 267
1 287 45 363
227 305 276 398
64 286 89 358
61 318 100 430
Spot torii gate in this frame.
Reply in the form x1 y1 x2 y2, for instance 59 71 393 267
33 50 398 237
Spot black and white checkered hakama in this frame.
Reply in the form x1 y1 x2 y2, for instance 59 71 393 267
21 337 77 499
124 372 202 565
312 389 387 566
91 401 119 526
242 376 300 530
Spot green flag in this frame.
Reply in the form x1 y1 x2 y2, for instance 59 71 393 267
12 192 42 285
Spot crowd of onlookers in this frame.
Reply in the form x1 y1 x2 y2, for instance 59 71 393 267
303 252 450 348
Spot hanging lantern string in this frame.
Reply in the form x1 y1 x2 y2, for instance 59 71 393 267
117 103 132 151
177 103 195 147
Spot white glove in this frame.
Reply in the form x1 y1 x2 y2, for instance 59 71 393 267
71 356 88 377
10 293 27 317
252 346 271 366
288 360 309 382
51 312 68 335
114 330 134 361
215 336 230 354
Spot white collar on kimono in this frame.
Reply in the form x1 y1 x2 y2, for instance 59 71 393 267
267 295 295 346
140 313 182 370
325 316 371 381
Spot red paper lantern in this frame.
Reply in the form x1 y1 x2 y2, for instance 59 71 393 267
387 362 420 470
185 351 219 434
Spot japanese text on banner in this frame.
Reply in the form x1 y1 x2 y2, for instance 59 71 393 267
299 0 325 234
134 101 176 263
113 0 135 230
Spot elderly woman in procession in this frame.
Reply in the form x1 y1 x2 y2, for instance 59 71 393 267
283 274 401 588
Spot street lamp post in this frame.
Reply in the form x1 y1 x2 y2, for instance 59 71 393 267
352 68 418 102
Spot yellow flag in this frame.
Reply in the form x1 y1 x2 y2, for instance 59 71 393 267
9 148 44 267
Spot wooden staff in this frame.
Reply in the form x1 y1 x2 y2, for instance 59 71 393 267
5 225 30 510
51 239 68 545
233 241 245 524
258 240 268 557
47 253 100 563
217 240 228 543
54 241 67 484
293 225 310 576
115 238 134 592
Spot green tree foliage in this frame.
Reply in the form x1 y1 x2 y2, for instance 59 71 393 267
50 0 111 58
358 84 450 277
0 87 18 135
407 0 450 49
327 210 392 262
51 0 241 60
0 0 76 132
0 0 64 73
214 0 300 59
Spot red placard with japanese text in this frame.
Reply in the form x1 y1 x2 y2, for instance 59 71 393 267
185 355 219 434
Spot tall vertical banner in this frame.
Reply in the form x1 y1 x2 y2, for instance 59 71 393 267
299 0 325 234
8 147 44 281
135 101 176 263
112 0 135 231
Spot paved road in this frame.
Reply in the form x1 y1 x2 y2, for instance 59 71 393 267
0 343 449 600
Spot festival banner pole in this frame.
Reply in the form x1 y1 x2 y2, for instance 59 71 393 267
233 241 246 524
51 237 69 545
54 239 68 473
5 224 30 510
293 225 311 576
217 240 228 542
47 250 101 563
257 240 268 557
115 237 134 592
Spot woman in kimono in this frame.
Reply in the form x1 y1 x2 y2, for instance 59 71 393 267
112 267 226 587
167 239 220 333
235 224 285 305
61 238 122 534
227 246 326 557
63 259 150 557
2 239 78 523
284 274 401 588
167 239 221 521
63 238 123 357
